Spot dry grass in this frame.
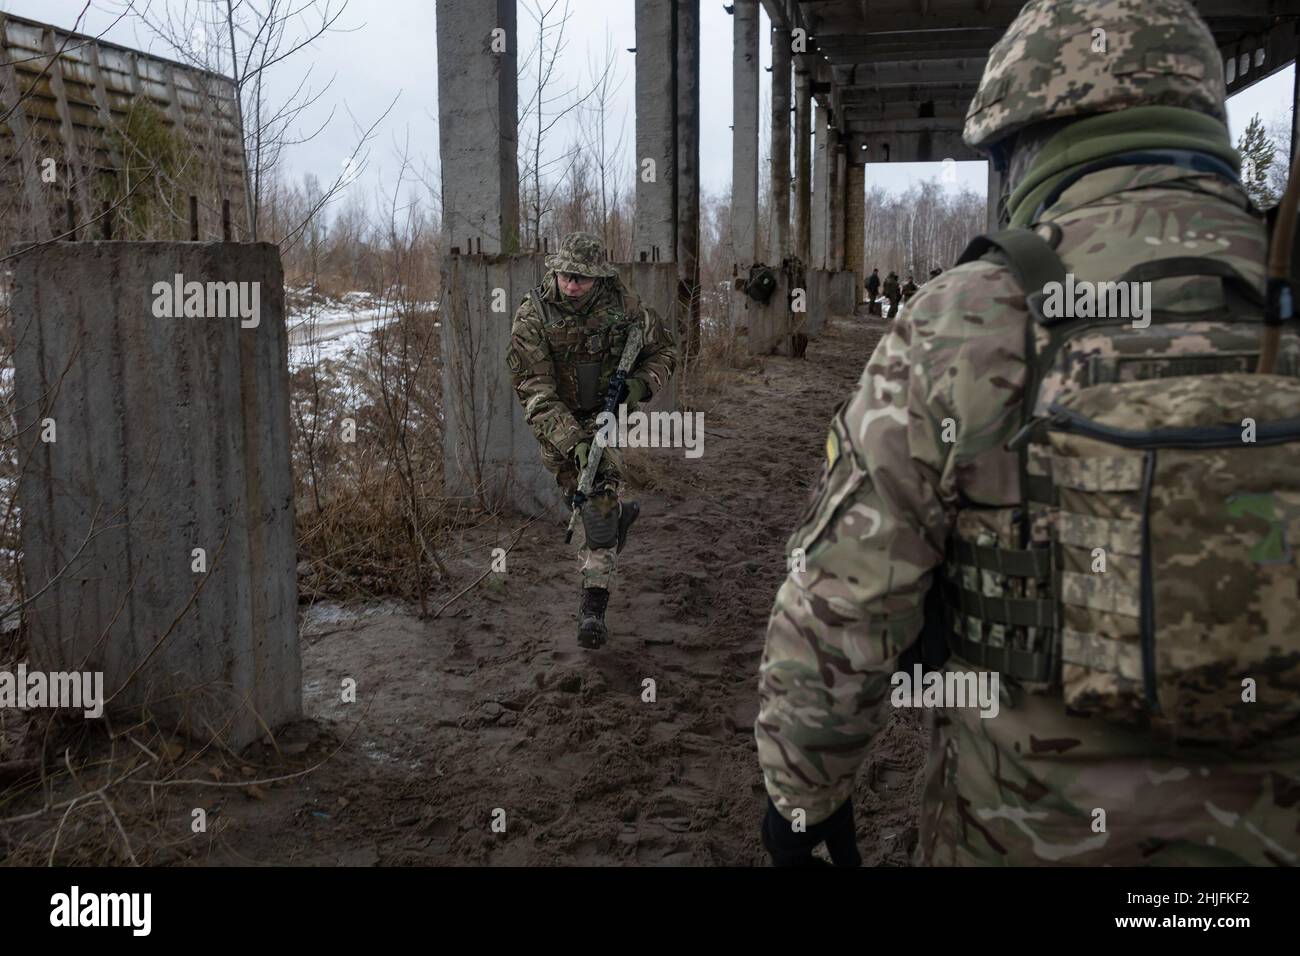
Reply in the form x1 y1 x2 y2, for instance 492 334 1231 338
0 692 352 865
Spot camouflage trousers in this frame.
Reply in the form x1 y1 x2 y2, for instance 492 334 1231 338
913 687 1300 866
539 440 625 591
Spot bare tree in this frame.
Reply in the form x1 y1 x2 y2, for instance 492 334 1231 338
125 0 398 244
516 0 602 251
576 29 629 253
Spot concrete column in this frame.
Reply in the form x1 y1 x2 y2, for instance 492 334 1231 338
676 0 701 352
635 0 676 263
811 102 828 269
436 0 518 253
731 0 760 270
831 139 845 270
769 27 791 264
793 67 811 264
13 241 300 748
844 161 865 284
1292 25 1300 166
987 161 1005 232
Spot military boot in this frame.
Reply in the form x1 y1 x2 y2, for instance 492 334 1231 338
577 586 610 649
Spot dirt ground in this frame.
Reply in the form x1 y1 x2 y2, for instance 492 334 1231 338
4 313 929 866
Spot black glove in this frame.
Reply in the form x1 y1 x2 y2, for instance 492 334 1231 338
761 797 862 867
616 377 648 407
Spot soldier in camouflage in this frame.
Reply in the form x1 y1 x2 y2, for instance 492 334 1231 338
757 0 1300 866
882 271 902 317
508 232 677 648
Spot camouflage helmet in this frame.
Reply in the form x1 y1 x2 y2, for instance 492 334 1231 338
963 0 1227 152
545 231 617 278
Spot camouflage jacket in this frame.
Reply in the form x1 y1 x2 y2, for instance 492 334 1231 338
757 162 1300 865
508 274 677 456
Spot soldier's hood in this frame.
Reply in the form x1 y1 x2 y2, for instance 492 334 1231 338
1007 105 1240 227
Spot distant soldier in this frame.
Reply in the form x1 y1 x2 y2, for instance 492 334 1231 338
900 274 919 303
865 267 881 315
507 232 677 648
882 271 901 316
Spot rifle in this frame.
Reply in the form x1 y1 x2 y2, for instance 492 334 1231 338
565 323 645 544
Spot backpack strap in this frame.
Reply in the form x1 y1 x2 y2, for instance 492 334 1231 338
956 227 1068 297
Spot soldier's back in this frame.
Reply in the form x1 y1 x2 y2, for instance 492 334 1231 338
907 163 1300 867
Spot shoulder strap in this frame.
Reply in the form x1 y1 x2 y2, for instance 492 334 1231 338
956 228 1068 296
528 286 551 324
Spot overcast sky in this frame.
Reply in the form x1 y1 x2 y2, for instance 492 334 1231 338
4 0 1294 217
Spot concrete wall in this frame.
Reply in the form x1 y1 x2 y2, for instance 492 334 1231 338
730 270 792 356
729 261 861 357
12 241 299 748
802 269 858 338
441 255 680 517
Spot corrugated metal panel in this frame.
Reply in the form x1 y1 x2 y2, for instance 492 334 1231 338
0 12 248 240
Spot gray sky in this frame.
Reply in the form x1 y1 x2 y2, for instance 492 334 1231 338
4 0 1294 215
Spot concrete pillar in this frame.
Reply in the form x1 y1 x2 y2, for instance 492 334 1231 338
987 161 1005 232
731 0 760 270
831 139 845 270
676 0 701 352
436 0 518 254
1292 26 1300 166
769 28 791 264
635 0 676 263
793 68 811 264
844 161 865 285
12 242 300 748
811 102 829 269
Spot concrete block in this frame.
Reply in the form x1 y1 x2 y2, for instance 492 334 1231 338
12 241 299 748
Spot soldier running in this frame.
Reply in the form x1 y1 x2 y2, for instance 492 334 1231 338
507 232 677 648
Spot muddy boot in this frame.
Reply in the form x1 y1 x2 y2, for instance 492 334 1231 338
577 587 610 649
616 501 640 554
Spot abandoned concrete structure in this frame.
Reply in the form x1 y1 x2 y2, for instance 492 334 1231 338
8 1 1300 748
0 12 250 242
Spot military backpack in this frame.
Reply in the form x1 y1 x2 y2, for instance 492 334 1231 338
943 227 1300 744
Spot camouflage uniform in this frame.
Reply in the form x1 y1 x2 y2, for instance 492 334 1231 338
757 0 1300 865
866 269 882 315
882 272 901 317
507 233 676 592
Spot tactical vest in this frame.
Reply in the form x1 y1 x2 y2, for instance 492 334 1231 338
941 226 1300 745
530 284 634 415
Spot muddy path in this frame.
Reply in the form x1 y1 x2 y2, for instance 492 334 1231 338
202 313 927 866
